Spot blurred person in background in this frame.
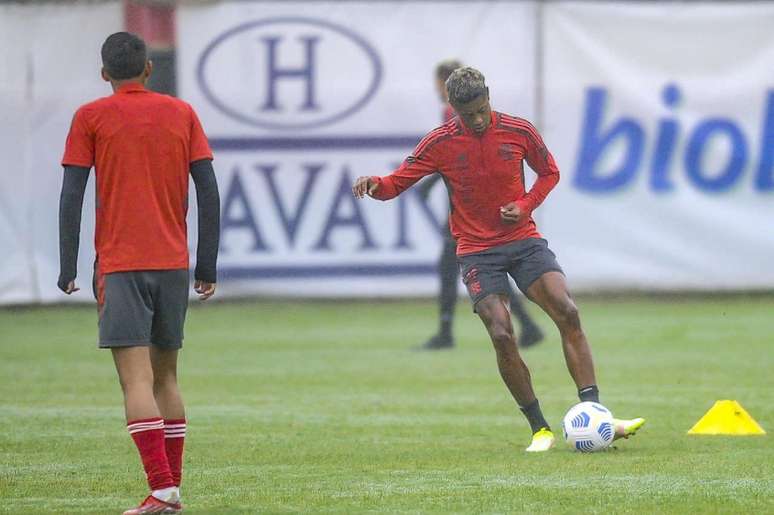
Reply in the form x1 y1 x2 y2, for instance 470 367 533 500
353 67 643 452
58 32 220 514
415 59 543 351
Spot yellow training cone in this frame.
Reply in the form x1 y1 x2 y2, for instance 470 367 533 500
687 400 766 435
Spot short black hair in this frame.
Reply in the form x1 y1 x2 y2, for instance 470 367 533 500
435 59 463 82
101 32 147 80
446 67 488 106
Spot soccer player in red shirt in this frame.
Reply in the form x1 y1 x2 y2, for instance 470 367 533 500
415 59 543 351
353 67 644 452
59 33 220 513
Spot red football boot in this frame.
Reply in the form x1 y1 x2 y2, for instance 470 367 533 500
122 495 182 514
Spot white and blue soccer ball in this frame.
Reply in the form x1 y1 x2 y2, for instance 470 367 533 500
562 402 615 452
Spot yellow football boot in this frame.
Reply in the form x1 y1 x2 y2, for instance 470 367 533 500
613 417 646 440
525 427 555 452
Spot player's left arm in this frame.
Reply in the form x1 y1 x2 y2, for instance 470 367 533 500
501 122 560 224
58 166 91 294
58 106 95 294
187 104 219 301
190 159 220 301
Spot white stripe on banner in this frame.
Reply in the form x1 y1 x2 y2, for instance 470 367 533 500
541 2 774 290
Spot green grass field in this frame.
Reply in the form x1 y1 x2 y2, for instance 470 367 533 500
1 296 772 514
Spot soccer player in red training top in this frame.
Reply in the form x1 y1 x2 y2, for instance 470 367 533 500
353 67 644 452
59 33 220 512
415 59 543 351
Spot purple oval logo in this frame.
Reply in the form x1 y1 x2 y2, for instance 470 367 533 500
197 17 382 130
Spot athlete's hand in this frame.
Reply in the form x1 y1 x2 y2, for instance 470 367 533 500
58 279 80 295
194 280 216 301
352 176 379 199
500 202 525 225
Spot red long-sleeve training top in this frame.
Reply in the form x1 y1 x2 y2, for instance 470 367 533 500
370 111 560 255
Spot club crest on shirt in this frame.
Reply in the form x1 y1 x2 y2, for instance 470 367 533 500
498 143 516 161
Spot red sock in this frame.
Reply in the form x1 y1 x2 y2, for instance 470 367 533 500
164 418 186 486
127 418 175 491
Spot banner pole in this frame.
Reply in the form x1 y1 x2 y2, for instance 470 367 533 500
534 0 544 132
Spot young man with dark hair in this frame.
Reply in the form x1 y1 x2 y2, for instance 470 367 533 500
415 59 543 351
353 67 644 452
59 32 220 513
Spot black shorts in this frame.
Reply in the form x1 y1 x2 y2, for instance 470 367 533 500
93 267 189 349
458 238 564 310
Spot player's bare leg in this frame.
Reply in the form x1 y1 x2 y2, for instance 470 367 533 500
113 347 181 512
477 294 554 451
477 294 537 405
508 290 544 349
526 271 644 440
150 347 184 420
525 271 596 389
113 347 161 421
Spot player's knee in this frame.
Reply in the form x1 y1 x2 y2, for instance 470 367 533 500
555 300 581 330
118 373 153 396
489 323 516 352
152 370 178 393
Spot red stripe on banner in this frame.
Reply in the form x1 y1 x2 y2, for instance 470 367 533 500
124 0 176 49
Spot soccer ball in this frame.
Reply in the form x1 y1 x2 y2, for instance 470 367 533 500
562 401 615 452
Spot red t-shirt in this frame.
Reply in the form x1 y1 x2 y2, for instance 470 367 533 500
62 83 213 274
371 112 560 255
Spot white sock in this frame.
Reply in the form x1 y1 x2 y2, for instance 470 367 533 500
152 486 180 503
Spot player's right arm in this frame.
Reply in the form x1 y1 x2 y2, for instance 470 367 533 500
352 130 444 200
58 107 95 294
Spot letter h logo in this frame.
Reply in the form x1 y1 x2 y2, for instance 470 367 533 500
260 35 320 112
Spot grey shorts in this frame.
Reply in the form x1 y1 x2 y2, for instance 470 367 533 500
458 238 564 310
93 267 189 349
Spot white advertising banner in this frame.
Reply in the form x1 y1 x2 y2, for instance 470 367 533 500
0 3 121 305
541 2 774 290
178 1 537 297
3 1 771 305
